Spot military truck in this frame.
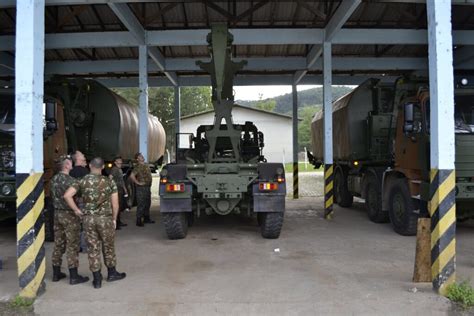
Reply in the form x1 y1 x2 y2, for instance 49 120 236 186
0 79 166 238
308 77 474 235
159 26 286 239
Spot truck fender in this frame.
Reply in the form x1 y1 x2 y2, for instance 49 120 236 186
381 170 405 211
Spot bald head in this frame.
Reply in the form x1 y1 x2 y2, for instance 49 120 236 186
89 157 104 174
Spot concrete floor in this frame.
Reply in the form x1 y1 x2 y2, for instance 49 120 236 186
0 197 473 315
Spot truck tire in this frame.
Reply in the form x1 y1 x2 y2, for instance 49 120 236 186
365 175 389 223
162 212 188 240
260 212 284 239
388 179 418 236
334 167 353 207
44 197 55 242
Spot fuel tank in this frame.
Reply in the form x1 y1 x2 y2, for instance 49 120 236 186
46 79 166 163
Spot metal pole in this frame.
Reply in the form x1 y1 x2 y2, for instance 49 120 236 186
427 0 456 295
15 0 46 299
323 41 334 220
138 45 149 161
174 86 181 149
292 84 299 199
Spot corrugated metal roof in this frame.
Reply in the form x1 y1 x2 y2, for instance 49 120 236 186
2 1 474 78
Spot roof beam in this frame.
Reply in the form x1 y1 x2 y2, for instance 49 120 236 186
295 0 361 84
107 3 177 86
4 29 474 51
29 57 443 76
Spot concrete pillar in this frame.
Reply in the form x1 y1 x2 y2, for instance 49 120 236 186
426 0 456 295
174 86 181 148
15 0 46 298
323 41 334 220
292 84 299 199
139 45 149 161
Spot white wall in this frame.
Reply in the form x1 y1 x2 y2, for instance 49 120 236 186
180 107 293 163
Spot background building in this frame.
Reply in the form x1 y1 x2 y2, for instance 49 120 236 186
179 105 295 163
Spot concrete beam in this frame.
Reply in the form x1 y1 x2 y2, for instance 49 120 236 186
95 74 399 88
139 45 149 161
4 29 474 51
296 0 361 84
32 57 439 76
107 3 177 86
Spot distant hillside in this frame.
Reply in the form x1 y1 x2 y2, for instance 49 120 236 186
237 86 354 114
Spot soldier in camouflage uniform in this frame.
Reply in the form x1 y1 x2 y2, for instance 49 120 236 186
129 152 154 227
108 156 128 229
50 155 89 285
64 157 126 289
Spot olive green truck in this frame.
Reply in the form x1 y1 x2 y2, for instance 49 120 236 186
308 77 474 235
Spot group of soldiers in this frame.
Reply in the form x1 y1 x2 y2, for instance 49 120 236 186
50 150 153 288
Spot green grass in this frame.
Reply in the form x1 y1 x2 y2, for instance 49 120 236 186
284 162 322 173
8 296 34 309
445 281 474 309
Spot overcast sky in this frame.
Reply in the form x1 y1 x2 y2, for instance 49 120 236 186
233 85 319 101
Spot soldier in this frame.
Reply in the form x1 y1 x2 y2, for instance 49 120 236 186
108 156 128 229
129 152 154 227
64 157 126 289
50 155 89 285
70 150 89 179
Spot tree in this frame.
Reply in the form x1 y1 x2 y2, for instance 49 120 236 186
254 94 276 112
298 105 321 152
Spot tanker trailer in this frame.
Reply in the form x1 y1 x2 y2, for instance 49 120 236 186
308 77 474 235
159 26 286 240
0 79 167 239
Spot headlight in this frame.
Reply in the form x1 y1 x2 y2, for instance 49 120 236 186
0 150 14 168
1 184 13 196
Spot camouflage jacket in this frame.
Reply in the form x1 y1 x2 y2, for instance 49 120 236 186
50 172 77 211
109 166 125 190
132 163 152 186
71 174 117 216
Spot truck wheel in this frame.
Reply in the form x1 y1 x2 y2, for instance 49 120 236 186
162 212 188 240
388 179 418 236
44 197 55 242
365 175 389 223
260 212 284 239
334 168 353 207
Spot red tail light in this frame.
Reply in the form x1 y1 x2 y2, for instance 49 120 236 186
259 182 278 191
166 183 185 192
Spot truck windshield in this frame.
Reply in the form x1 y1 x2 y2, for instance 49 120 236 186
426 95 474 133
0 94 15 125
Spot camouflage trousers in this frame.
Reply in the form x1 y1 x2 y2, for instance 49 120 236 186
136 186 151 219
51 211 81 268
83 215 117 272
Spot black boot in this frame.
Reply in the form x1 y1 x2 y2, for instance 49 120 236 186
92 271 102 289
107 267 126 282
136 217 144 227
69 267 89 285
52 266 66 282
144 216 155 224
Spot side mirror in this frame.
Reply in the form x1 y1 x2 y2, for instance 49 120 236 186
403 103 414 134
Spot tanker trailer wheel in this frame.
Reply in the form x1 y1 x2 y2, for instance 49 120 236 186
365 175 389 223
260 212 284 239
334 167 353 207
44 197 55 242
388 179 418 236
162 212 188 239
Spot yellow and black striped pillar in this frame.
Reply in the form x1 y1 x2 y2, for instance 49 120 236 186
324 164 334 220
16 173 46 298
293 162 299 199
429 169 456 294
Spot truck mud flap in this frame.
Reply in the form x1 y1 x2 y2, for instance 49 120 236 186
160 197 192 213
253 193 285 213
